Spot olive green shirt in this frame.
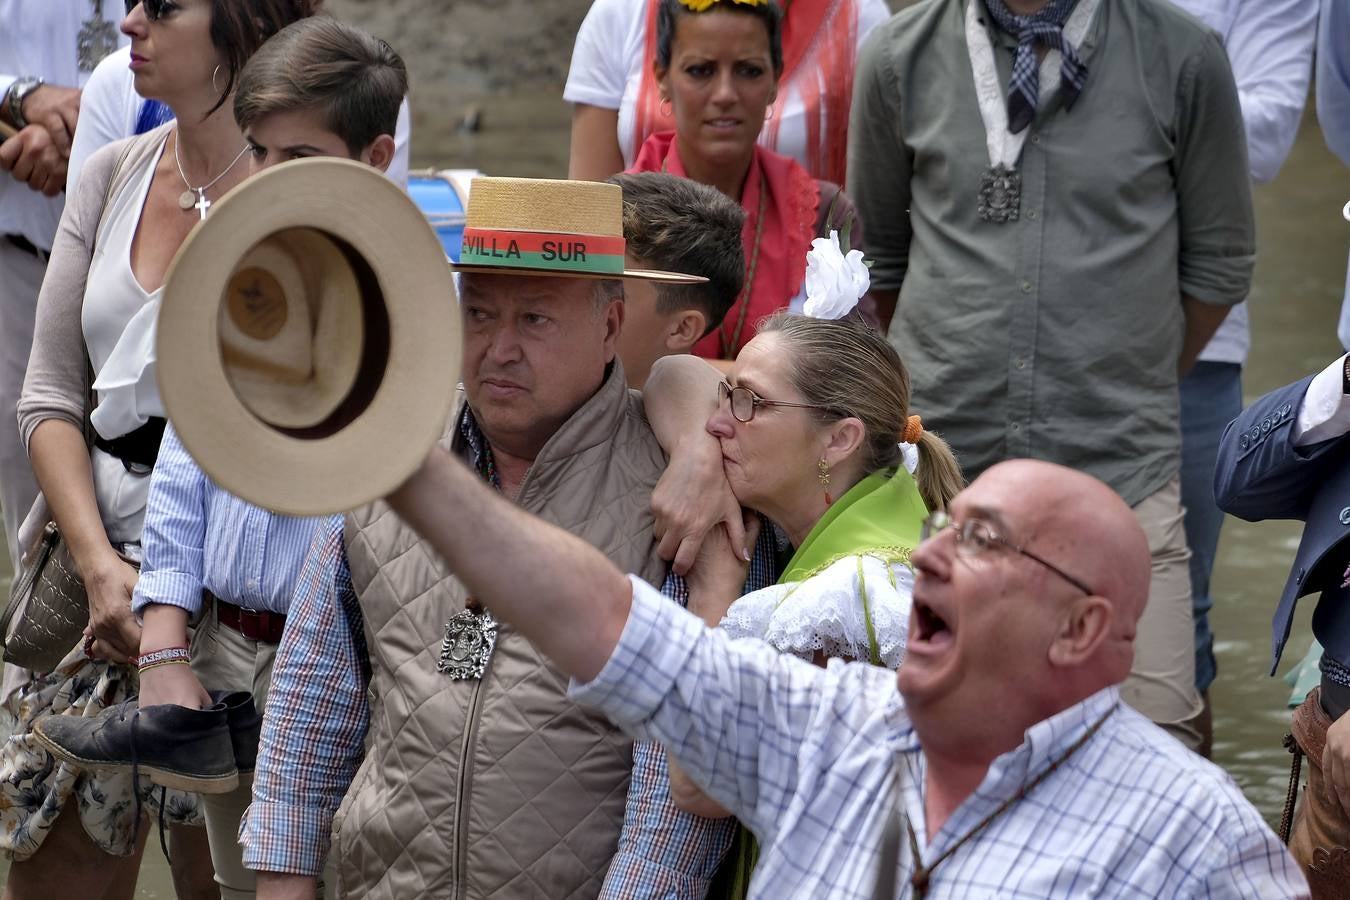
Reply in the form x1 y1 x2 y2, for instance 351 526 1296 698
848 0 1254 505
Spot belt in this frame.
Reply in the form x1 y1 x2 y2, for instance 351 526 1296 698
212 594 287 644
3 233 48 259
93 416 167 473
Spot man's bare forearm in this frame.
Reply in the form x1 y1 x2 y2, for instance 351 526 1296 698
256 872 318 900
387 449 632 683
1179 295 1232 376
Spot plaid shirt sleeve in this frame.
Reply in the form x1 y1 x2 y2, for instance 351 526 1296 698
601 535 780 897
240 517 371 876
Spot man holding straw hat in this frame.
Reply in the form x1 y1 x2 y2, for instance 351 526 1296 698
231 174 768 900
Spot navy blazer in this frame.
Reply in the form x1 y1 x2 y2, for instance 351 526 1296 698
1214 373 1350 673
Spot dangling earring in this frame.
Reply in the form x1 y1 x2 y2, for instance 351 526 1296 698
659 97 673 118
818 457 832 505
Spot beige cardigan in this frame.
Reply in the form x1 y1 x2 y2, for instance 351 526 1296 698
14 123 173 559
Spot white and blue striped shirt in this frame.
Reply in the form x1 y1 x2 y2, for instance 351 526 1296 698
572 577 1309 899
132 422 335 617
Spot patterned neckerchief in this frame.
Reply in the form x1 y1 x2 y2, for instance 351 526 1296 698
457 405 503 493
981 0 1089 133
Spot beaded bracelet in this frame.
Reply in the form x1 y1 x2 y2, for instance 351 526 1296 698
136 646 190 671
138 658 192 674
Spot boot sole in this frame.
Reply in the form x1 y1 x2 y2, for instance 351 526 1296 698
32 724 240 794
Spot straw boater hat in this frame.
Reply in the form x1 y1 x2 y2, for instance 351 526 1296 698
157 161 705 516
452 176 705 283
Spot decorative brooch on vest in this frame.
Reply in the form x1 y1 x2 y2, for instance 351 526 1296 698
438 599 497 680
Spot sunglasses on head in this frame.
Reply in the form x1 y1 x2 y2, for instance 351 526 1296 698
125 0 178 21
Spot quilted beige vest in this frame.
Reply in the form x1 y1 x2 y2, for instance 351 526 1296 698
333 365 668 899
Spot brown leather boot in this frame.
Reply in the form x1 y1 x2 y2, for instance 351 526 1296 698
1289 688 1350 897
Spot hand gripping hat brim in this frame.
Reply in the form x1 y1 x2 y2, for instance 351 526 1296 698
450 176 707 284
157 157 460 517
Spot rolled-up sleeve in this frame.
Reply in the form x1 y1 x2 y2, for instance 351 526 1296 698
571 577 829 837
241 518 370 876
1173 32 1257 306
133 424 207 618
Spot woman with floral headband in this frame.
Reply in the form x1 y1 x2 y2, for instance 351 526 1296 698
572 0 873 363
641 238 966 896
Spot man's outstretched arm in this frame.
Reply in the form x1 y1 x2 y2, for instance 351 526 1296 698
388 447 631 682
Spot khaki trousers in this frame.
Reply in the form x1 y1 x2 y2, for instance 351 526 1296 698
1120 477 1205 751
0 240 43 569
1289 688 1350 897
190 602 334 900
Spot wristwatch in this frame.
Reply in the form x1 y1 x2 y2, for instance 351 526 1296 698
1342 354 1350 396
4 77 44 129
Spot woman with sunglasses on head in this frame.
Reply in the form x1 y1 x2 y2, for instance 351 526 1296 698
582 0 873 366
641 258 964 893
4 2 316 897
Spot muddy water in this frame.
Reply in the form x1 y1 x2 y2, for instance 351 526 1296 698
0 16 1348 895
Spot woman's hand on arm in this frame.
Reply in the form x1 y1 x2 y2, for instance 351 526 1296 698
685 511 761 628
568 104 625 182
645 355 748 573
28 418 141 660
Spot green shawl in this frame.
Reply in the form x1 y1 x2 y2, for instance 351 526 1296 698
712 467 929 899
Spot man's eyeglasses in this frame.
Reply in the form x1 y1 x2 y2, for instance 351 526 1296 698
126 0 178 22
919 510 1094 595
717 381 831 424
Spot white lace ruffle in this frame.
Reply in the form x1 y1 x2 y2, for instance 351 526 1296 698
720 555 913 669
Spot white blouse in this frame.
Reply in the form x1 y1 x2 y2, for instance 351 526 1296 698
83 133 168 542
720 553 913 669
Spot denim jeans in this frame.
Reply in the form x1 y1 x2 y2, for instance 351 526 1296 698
1179 360 1243 694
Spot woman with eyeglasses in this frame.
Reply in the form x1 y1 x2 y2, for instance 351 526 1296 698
4 2 315 896
643 311 964 895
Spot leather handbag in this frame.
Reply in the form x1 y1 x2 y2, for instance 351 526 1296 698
1 522 90 672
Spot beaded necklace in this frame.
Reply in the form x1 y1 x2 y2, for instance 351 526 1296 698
905 702 1119 898
719 169 768 358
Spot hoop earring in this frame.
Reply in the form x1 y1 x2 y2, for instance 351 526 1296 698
764 104 774 121
659 97 672 118
818 457 832 506
211 64 224 97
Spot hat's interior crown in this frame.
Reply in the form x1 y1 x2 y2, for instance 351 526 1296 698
218 227 390 439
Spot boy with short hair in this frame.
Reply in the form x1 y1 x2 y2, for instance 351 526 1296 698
608 171 745 387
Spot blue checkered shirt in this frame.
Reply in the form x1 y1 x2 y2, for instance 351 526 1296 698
572 577 1309 899
242 407 776 893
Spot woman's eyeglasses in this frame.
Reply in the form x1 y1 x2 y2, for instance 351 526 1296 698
125 0 178 22
717 380 831 424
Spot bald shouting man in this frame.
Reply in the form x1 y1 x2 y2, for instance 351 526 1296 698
385 455 1303 897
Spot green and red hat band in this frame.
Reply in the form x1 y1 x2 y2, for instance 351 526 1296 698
459 228 626 274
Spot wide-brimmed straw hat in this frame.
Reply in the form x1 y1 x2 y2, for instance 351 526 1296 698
157 157 461 516
451 176 707 284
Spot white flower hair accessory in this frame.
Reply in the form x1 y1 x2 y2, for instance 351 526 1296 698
802 230 869 320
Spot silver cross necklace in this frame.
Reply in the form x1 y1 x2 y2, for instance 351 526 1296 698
174 132 250 220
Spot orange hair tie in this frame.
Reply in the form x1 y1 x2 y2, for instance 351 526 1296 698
902 415 924 444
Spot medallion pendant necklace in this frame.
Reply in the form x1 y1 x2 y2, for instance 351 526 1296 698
77 0 119 72
175 132 251 221
964 0 1097 224
903 702 1118 898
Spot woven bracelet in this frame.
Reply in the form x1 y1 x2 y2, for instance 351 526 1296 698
138 658 192 674
136 646 190 670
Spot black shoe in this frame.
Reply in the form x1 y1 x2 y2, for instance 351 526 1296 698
209 690 262 774
33 699 239 794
